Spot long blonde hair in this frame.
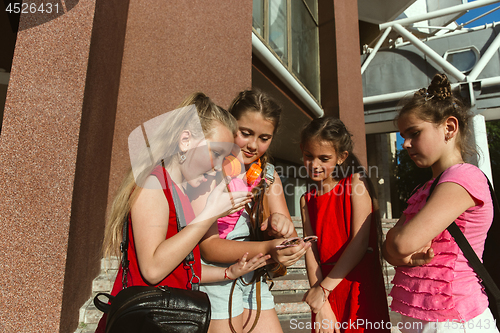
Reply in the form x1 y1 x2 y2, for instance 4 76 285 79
103 92 237 258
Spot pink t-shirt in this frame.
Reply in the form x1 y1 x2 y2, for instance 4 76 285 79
390 163 493 322
217 177 260 238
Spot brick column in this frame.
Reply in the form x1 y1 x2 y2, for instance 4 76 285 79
0 0 129 331
319 0 367 166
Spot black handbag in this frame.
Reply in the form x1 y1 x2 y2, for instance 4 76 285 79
427 172 500 329
94 182 211 333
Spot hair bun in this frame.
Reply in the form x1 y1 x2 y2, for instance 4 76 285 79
428 73 452 100
414 87 428 98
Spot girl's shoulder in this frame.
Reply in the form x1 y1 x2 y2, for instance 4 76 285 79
438 163 489 205
349 172 371 193
442 162 480 175
439 163 486 185
303 187 317 199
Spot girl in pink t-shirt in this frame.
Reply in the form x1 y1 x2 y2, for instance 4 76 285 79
383 73 498 333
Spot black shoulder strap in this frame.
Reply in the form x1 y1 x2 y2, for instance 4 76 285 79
446 222 500 298
426 171 500 302
165 167 200 291
120 213 130 289
120 166 200 291
425 172 443 201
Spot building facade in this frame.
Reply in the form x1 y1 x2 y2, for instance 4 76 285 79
0 1 366 332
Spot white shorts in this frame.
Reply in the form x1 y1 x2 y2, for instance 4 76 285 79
200 271 275 320
200 212 275 320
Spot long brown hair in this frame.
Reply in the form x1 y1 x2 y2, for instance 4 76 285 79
103 92 237 258
228 89 282 168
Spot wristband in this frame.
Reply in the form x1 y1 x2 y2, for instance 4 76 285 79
319 283 332 302
224 267 235 280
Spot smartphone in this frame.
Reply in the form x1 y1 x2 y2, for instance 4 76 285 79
275 235 318 249
303 235 318 243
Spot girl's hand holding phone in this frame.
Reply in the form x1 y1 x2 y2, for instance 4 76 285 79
271 238 311 267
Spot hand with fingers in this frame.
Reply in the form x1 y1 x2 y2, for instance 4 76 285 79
303 283 330 314
203 176 253 220
407 242 435 266
224 252 271 280
271 238 310 267
314 302 339 333
261 212 296 238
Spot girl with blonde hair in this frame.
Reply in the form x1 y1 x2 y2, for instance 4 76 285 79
96 92 268 332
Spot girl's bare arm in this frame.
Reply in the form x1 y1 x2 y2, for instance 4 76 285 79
384 181 475 261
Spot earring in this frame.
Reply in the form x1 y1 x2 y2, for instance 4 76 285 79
445 133 451 143
179 151 187 164
178 142 189 164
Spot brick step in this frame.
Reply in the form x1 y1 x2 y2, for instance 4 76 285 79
76 257 118 330
92 271 117 295
79 298 103 326
381 219 397 236
271 273 309 291
291 258 305 269
74 323 98 333
101 256 120 270
285 258 306 275
274 292 310 316
275 302 310 316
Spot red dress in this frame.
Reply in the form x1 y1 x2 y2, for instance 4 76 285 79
95 166 201 332
304 175 390 333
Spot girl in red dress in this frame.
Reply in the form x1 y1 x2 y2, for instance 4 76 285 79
300 117 390 333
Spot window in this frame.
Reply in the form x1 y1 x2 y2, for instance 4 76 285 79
253 0 320 102
444 47 480 73
253 0 264 36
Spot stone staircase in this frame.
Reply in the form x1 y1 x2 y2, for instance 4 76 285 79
274 217 311 333
74 257 119 333
381 219 402 332
74 218 399 333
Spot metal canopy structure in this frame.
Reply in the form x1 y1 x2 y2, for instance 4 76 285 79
358 0 417 25
361 0 500 134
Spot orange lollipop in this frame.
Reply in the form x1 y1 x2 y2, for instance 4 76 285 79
246 161 262 185
222 155 242 178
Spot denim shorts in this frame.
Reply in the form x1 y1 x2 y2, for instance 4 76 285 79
200 270 275 320
200 212 276 320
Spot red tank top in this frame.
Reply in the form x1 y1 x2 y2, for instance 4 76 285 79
96 167 201 333
110 166 201 292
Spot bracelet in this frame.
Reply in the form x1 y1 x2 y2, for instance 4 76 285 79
319 283 332 302
224 267 235 280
